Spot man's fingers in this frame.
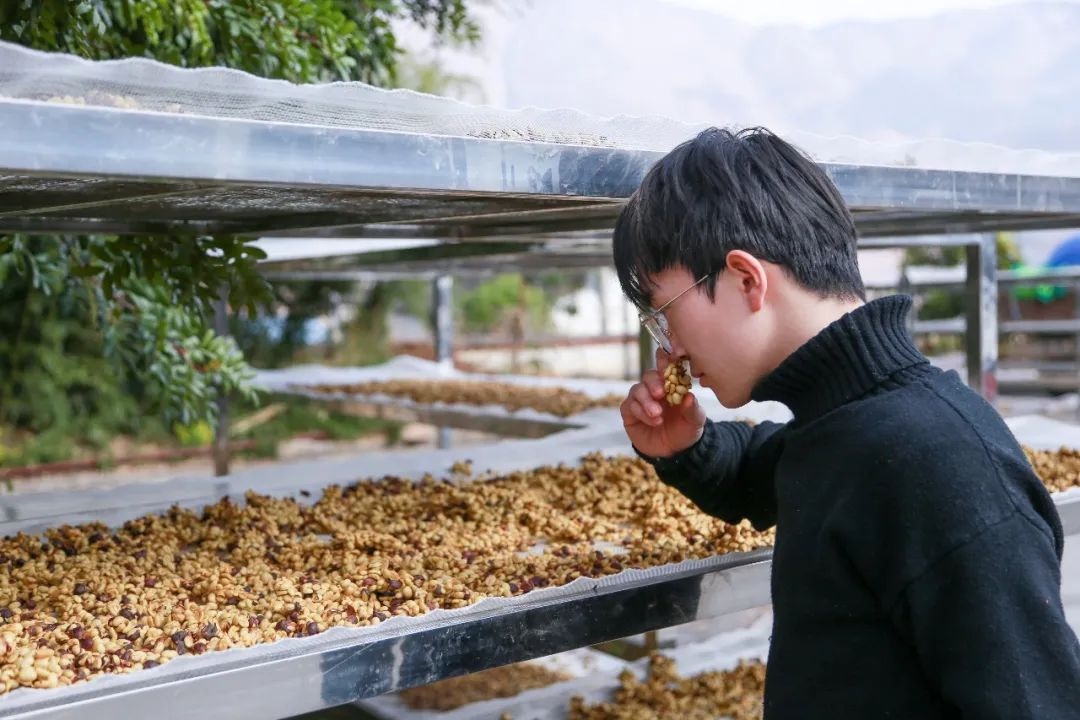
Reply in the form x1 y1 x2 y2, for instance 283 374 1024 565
642 370 665 399
632 399 662 427
621 395 662 427
680 392 706 425
632 383 664 419
623 384 664 426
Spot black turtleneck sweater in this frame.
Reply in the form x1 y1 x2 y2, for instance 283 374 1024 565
643 295 1080 719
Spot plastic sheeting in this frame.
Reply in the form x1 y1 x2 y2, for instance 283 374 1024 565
4 40 1080 176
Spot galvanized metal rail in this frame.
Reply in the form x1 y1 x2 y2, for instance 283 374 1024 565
4 100 1080 240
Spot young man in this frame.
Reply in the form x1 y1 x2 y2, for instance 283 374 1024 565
615 127 1080 718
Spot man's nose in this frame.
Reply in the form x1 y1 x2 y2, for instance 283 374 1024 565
667 333 689 359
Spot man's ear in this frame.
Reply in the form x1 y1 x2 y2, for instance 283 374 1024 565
725 250 768 312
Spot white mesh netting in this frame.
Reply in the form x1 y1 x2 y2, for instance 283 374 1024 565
3 39 1080 177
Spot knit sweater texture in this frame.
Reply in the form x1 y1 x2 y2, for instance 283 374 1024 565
643 295 1080 718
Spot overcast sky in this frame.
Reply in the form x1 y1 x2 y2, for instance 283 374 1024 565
656 0 1052 26
398 0 1067 107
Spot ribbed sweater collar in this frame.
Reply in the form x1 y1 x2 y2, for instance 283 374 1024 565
751 295 930 421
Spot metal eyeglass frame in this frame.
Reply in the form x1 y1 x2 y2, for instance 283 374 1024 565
638 274 710 354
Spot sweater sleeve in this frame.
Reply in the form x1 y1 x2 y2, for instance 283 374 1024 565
891 512 1080 719
638 420 785 530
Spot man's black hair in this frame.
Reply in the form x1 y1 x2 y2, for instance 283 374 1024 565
613 126 866 311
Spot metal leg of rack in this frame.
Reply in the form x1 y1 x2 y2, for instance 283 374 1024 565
638 324 655 378
1074 278 1080 421
212 288 231 477
965 233 999 402
432 275 454 450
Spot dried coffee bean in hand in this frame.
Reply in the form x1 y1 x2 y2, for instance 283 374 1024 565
663 360 693 406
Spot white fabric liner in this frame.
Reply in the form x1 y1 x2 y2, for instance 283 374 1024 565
1005 414 1080 450
3 40 1080 177
254 355 795 426
0 421 634 533
253 239 439 264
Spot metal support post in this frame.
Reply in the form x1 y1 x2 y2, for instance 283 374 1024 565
212 287 231 477
593 270 609 337
436 427 453 452
1074 278 1080 421
965 233 998 402
898 270 917 337
433 275 454 370
638 324 656 377
432 275 454 450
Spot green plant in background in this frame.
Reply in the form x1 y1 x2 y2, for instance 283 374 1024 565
997 233 1024 269
458 274 551 333
902 232 1023 321
0 0 480 86
392 280 438 328
903 233 1021 274
114 281 260 426
173 421 214 448
0 0 483 464
236 278 439 369
0 236 264 439
230 279 357 369
328 280 449 367
229 397 402 459
283 271 580 366
395 53 486 102
0 237 142 460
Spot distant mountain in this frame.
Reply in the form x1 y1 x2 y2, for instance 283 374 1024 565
493 0 1080 153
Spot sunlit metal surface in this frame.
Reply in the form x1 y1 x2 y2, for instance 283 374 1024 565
4 100 1080 239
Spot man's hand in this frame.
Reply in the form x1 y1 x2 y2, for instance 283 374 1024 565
620 348 706 458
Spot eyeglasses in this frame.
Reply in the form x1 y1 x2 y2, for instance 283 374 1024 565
638 274 710 354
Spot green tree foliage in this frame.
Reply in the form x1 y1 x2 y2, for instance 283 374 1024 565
0 239 136 462
395 53 485 101
308 281 434 368
0 0 481 456
230 279 356 369
903 233 1022 274
0 236 261 464
0 0 479 85
459 274 550 334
